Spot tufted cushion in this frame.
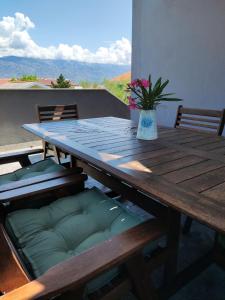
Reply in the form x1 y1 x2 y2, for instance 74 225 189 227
5 188 158 295
0 159 64 185
218 234 225 249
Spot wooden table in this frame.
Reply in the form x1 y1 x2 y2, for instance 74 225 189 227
23 117 225 234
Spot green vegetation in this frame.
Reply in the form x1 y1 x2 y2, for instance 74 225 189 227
9 73 129 104
79 78 129 104
51 74 71 88
10 75 38 82
31 85 42 89
79 80 99 89
103 79 128 104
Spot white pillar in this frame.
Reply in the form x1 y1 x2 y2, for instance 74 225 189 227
132 0 225 128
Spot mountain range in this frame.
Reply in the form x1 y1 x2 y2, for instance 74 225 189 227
0 56 130 83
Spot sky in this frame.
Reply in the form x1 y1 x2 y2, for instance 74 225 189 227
0 0 132 65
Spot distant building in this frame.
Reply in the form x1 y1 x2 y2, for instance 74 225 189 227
0 78 80 89
110 71 131 82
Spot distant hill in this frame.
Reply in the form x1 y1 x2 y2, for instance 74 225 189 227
0 56 130 83
111 71 131 82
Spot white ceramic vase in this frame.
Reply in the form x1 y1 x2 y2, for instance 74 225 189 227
136 110 158 140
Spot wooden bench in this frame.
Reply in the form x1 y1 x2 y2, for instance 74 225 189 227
0 148 43 167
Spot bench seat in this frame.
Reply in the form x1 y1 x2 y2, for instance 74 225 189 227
0 159 64 186
5 188 159 295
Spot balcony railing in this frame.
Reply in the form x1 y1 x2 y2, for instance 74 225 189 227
0 88 129 147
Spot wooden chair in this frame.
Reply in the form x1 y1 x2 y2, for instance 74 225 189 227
174 105 225 135
174 105 225 234
36 104 79 164
0 149 84 205
0 148 43 168
0 178 173 300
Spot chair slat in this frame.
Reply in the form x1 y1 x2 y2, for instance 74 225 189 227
181 115 220 124
180 107 222 118
40 114 78 121
178 120 218 130
39 110 78 116
38 104 77 112
175 105 225 136
37 104 78 122
36 104 79 163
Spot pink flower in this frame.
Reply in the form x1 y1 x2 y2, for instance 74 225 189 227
130 80 138 87
128 78 151 90
128 96 137 110
140 79 150 88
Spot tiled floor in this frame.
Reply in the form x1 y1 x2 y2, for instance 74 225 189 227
1 152 224 300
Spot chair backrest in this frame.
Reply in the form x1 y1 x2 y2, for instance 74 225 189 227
174 105 225 136
37 104 79 123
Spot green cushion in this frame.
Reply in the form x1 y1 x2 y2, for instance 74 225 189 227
5 188 158 295
0 159 64 185
218 234 225 249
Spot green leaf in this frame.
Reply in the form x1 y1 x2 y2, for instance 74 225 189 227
158 93 175 98
157 97 182 101
153 77 162 93
158 79 169 94
148 74 152 93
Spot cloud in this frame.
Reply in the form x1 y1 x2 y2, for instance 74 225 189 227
0 12 131 65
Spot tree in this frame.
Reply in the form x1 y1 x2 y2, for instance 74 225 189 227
51 74 71 88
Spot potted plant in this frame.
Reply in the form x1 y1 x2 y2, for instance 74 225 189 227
126 75 182 140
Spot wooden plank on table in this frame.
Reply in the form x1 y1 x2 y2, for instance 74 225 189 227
100 142 154 154
85 137 137 148
78 134 127 144
161 140 225 163
93 139 147 151
150 155 207 175
163 160 225 184
109 143 164 156
111 147 176 165
139 151 187 167
159 130 198 140
202 182 225 202
195 140 225 151
180 137 221 148
209 148 225 155
179 166 225 193
75 132 112 141
176 135 207 145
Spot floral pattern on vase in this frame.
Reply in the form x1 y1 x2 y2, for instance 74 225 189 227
137 110 157 140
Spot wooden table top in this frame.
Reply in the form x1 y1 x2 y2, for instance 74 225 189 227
23 117 225 234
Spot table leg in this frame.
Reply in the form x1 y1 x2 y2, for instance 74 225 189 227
70 155 77 168
164 209 181 287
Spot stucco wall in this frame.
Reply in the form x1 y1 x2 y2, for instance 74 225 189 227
132 0 225 128
0 89 129 146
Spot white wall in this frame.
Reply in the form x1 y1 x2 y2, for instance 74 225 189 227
132 0 225 127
